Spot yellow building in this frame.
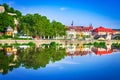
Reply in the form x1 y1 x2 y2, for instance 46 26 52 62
5 26 14 36
5 47 13 52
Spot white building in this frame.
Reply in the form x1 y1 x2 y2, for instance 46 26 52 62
0 6 5 13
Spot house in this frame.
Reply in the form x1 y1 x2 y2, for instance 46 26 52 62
66 25 93 40
93 26 113 40
66 45 92 56
5 26 14 36
0 6 5 13
93 26 113 36
113 29 120 35
92 44 113 56
5 47 13 56
66 26 77 39
5 46 18 56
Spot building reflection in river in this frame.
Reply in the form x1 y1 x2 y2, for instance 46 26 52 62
66 44 93 56
0 43 120 75
66 44 120 56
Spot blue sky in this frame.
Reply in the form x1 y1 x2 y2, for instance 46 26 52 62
0 0 120 29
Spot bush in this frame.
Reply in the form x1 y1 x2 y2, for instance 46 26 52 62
50 42 57 47
0 43 2 47
28 42 35 47
112 43 120 48
4 43 8 46
77 44 79 46
93 42 106 48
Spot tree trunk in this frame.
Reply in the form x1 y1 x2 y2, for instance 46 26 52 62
48 36 50 39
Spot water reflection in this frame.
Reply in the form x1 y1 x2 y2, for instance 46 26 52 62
0 46 66 75
0 43 120 75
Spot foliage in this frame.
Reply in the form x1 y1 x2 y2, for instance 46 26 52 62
93 42 106 48
84 42 93 45
17 47 66 70
0 50 16 75
112 43 120 48
0 13 15 32
28 42 35 47
19 14 66 38
1 3 22 17
115 36 120 40
0 3 22 33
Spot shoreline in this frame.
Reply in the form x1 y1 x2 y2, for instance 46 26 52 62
0 40 120 46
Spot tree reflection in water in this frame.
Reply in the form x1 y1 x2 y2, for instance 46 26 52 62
0 42 120 75
0 47 66 75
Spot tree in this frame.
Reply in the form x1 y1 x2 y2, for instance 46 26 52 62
51 20 66 37
0 13 15 32
17 47 66 70
2 3 9 12
19 13 66 38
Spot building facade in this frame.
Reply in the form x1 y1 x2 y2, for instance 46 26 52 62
0 6 5 13
93 26 114 40
66 25 93 40
5 26 14 36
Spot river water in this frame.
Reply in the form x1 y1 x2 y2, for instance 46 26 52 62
0 44 120 80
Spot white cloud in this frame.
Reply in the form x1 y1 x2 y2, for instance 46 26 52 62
60 7 67 11
47 60 80 70
57 60 80 64
47 63 64 69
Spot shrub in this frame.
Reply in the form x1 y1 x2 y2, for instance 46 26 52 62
28 42 35 47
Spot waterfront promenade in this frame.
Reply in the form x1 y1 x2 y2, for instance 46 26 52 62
0 40 120 47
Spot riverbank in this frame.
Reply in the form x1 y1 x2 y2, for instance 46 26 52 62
0 40 120 47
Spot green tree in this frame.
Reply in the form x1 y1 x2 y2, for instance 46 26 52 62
0 13 15 32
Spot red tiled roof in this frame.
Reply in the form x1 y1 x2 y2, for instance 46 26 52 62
95 50 113 55
94 26 113 32
92 47 113 55
66 26 93 32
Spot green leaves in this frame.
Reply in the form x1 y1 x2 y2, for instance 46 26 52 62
19 14 66 38
0 3 22 33
0 13 15 32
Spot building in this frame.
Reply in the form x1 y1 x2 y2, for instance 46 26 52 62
92 44 113 56
5 47 13 56
66 25 93 40
66 44 92 56
5 26 14 36
113 29 120 35
93 26 113 35
66 26 77 39
93 26 114 40
0 6 5 13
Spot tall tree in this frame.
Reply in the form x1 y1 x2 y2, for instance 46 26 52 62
0 13 15 32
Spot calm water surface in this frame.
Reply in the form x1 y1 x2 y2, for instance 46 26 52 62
0 45 120 80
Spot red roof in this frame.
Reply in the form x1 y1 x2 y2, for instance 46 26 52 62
94 26 113 33
67 26 93 32
95 49 113 55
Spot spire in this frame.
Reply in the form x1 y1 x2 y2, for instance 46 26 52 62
89 23 93 27
71 20 74 26
89 23 93 29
